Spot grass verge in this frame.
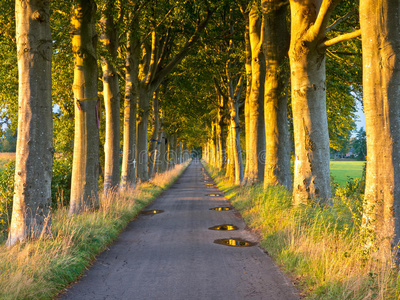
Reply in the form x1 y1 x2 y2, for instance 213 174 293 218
204 162 400 300
0 162 189 300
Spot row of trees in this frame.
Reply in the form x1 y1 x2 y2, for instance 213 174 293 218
203 0 400 261
5 0 214 246
3 0 399 262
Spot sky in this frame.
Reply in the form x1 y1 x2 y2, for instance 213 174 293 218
354 100 366 131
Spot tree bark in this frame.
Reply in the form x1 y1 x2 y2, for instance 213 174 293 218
244 6 266 184
8 0 53 245
153 127 163 174
289 0 336 204
159 133 167 173
100 4 120 193
69 0 99 215
239 4 251 180
136 86 151 181
216 94 224 169
360 0 400 260
120 25 138 190
262 0 291 190
148 89 160 178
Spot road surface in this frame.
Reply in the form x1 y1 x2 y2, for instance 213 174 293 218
61 160 299 300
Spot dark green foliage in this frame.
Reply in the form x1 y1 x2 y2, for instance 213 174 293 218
0 129 17 152
352 127 367 160
51 155 73 208
0 160 15 235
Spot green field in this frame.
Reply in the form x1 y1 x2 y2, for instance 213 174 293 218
330 160 365 186
0 153 15 171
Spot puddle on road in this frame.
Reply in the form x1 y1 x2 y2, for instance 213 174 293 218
206 194 222 197
209 207 231 211
214 238 255 247
209 224 238 231
140 210 164 215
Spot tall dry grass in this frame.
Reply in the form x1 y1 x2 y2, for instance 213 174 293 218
204 162 400 300
0 162 188 300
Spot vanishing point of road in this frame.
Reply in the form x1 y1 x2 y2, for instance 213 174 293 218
62 160 299 300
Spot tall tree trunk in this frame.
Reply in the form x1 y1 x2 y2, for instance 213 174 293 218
262 0 291 190
159 133 167 173
69 0 99 215
100 4 120 193
225 122 235 181
244 6 266 184
8 0 53 246
216 94 224 169
121 26 138 190
231 110 243 185
239 6 251 179
289 0 332 204
153 128 163 174
136 86 151 181
360 0 400 260
148 89 160 178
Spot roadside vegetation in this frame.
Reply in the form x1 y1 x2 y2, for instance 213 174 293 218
0 162 188 300
204 162 399 300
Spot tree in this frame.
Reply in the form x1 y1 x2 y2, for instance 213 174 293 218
352 127 366 160
120 7 141 190
100 0 121 194
289 0 361 204
69 0 100 215
262 0 291 190
7 0 53 245
244 4 266 184
360 0 400 260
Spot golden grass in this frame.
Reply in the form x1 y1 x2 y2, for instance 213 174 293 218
0 162 188 300
205 162 400 300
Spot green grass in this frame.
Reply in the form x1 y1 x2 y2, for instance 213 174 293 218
330 161 365 186
0 162 189 300
204 161 399 300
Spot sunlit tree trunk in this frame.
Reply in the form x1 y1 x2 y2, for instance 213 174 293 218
121 24 139 190
238 5 251 179
8 0 53 246
69 0 99 215
100 5 120 193
244 6 265 184
360 0 400 260
262 0 291 190
216 94 224 169
225 122 235 181
290 0 333 204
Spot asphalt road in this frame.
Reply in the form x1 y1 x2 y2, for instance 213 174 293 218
61 160 299 300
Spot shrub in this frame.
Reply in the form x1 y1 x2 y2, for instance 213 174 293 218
51 155 72 208
0 160 15 235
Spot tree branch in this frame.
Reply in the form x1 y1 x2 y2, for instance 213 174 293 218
319 29 361 49
234 75 244 101
308 0 341 40
326 8 357 32
214 78 229 101
150 8 214 91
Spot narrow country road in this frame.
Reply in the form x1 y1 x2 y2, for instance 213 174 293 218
61 161 299 300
